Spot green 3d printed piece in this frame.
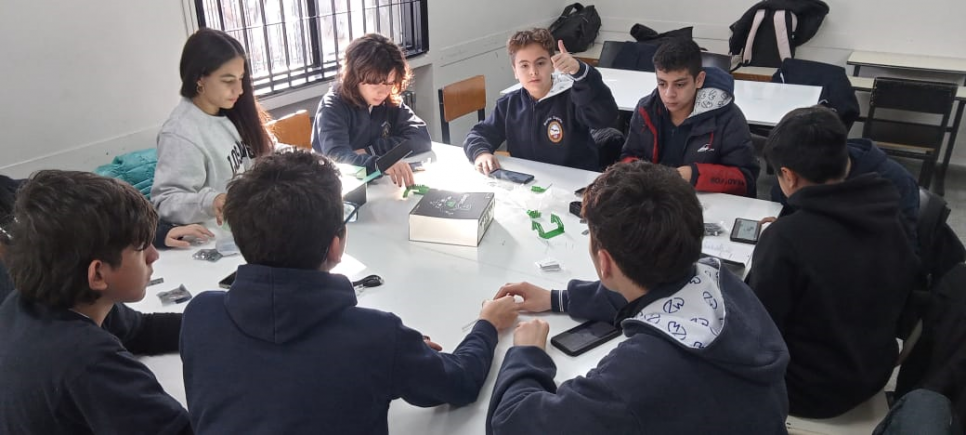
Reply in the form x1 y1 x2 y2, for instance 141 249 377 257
530 185 548 193
526 210 542 219
531 213 564 239
403 184 430 198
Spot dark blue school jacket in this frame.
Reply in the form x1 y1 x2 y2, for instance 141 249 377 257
312 87 432 172
463 62 619 171
181 264 499 435
0 291 189 435
488 259 790 434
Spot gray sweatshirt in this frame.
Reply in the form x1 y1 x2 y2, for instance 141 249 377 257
151 98 255 224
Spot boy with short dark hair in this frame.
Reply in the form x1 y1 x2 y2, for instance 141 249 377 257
749 106 920 418
489 162 789 434
0 171 190 435
621 38 759 196
180 151 519 434
464 28 619 172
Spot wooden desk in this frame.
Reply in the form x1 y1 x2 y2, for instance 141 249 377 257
572 43 604 66
132 144 802 434
499 68 821 127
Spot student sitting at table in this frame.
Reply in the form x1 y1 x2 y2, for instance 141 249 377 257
748 106 920 418
312 33 431 188
463 28 619 173
769 136 919 247
488 162 790 434
620 38 759 197
0 171 190 435
179 151 519 435
152 28 276 225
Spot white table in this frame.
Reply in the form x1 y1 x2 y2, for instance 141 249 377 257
499 67 821 127
131 143 798 434
848 51 966 84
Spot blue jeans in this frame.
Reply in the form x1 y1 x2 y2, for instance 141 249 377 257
874 389 960 435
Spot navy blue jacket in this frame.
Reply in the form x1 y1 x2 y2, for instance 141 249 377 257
621 67 759 196
181 264 500 435
463 62 619 171
750 175 920 418
771 138 920 246
312 87 432 172
0 291 189 435
488 259 789 434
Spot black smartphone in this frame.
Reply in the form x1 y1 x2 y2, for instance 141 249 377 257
730 218 762 244
375 142 414 174
551 320 621 357
218 271 236 290
409 161 425 172
489 168 534 184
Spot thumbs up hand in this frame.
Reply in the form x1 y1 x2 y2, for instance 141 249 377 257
551 40 580 75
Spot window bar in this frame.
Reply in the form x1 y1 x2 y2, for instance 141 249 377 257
374 0 381 34
277 0 293 88
329 0 341 67
387 0 394 43
294 0 311 79
194 0 208 27
257 0 275 92
344 0 353 40
360 0 367 34
215 0 227 30
236 0 252 55
306 0 322 70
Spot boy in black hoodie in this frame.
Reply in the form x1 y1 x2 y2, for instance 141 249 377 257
464 28 619 173
749 106 920 418
180 151 520 435
620 38 759 197
0 171 190 434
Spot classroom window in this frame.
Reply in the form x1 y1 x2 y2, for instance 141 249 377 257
194 0 429 96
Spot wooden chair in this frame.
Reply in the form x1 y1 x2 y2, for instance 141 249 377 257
267 110 312 150
438 75 486 144
862 77 957 189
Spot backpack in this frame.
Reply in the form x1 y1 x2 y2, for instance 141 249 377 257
548 3 601 53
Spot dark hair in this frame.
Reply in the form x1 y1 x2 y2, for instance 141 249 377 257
4 171 157 309
224 151 344 269
179 28 273 157
765 106 849 183
583 161 703 289
336 33 412 108
507 28 556 62
653 38 702 78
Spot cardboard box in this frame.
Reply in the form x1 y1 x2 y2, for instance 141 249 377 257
409 190 495 247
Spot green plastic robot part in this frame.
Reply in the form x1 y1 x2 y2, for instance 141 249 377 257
531 213 565 239
403 184 431 198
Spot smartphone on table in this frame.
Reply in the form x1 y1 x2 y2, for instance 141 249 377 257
488 168 534 184
551 320 621 356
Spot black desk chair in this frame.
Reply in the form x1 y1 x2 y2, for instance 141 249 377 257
863 77 957 189
701 52 733 72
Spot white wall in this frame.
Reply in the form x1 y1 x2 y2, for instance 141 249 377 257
579 0 966 163
0 0 189 177
0 0 556 177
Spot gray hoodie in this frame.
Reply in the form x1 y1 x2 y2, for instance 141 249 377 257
151 98 254 224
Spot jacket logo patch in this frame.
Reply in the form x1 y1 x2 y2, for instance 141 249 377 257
546 120 564 144
381 121 391 138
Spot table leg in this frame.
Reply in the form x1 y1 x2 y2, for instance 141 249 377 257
935 100 966 196
853 65 861 76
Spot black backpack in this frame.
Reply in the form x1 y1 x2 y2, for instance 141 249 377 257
548 3 601 53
